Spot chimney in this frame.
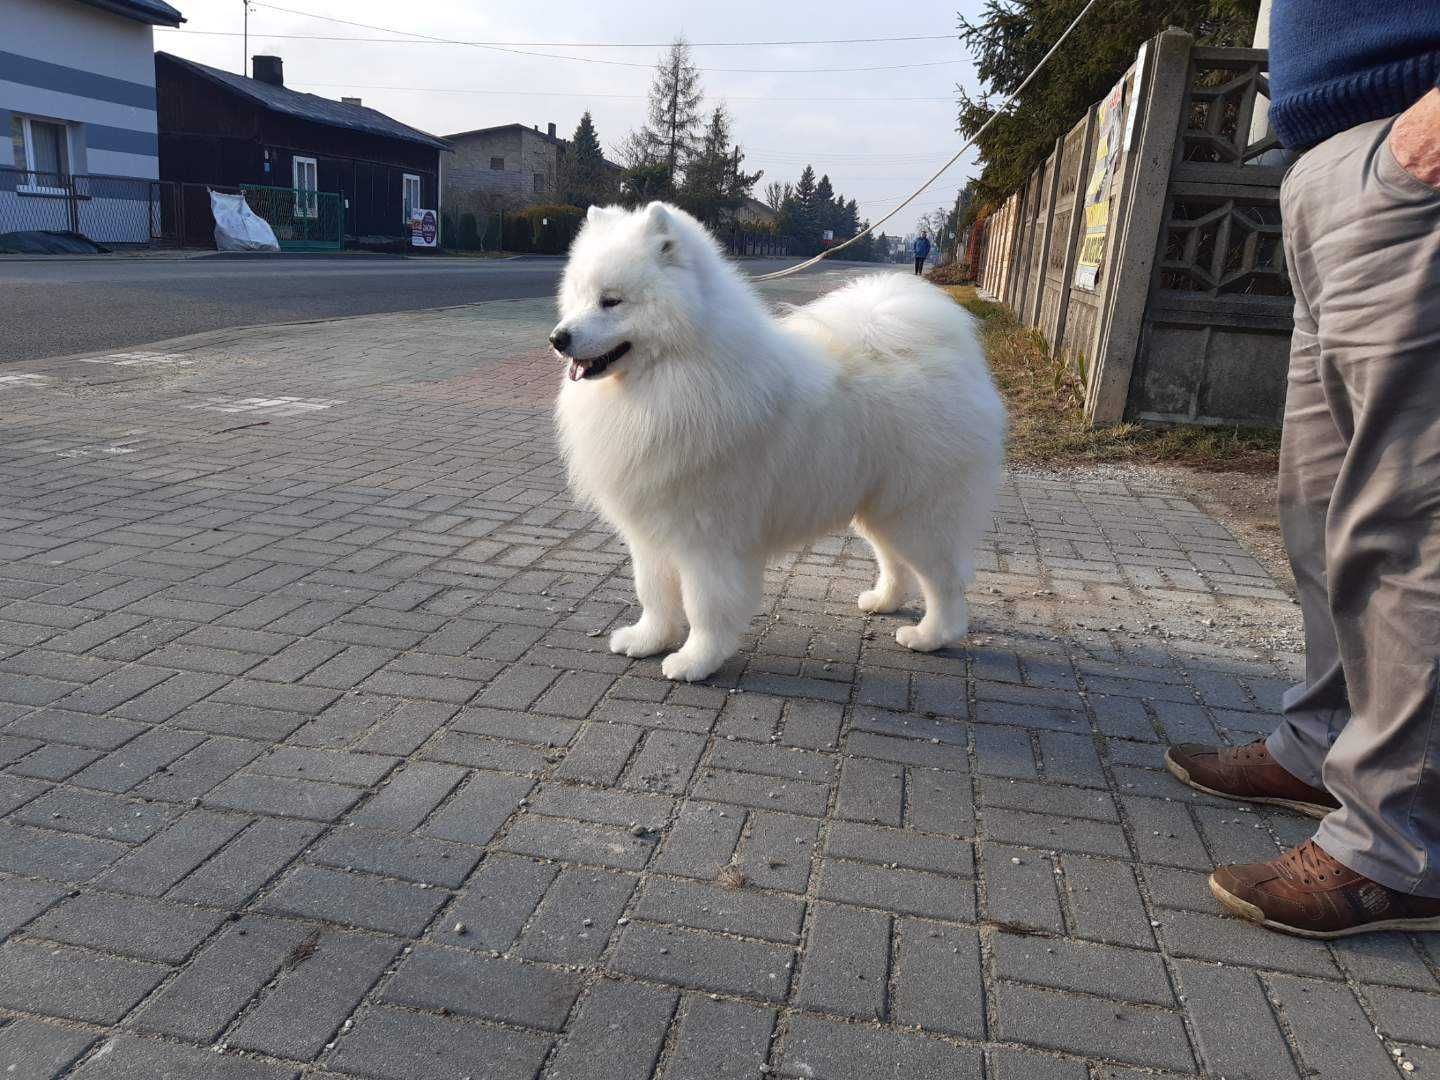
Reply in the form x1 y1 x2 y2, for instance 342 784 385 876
252 55 284 86
341 96 362 106
547 122 556 139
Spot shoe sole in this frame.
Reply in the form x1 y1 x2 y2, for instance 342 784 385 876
1209 875 1440 939
1163 750 1335 820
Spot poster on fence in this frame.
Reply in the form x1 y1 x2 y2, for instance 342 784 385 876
1073 77 1126 292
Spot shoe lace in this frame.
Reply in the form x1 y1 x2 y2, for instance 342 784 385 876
1279 839 1343 887
1224 739 1270 764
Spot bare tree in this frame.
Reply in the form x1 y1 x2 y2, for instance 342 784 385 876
763 180 791 213
614 130 655 170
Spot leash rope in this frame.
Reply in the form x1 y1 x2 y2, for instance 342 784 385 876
749 0 1105 282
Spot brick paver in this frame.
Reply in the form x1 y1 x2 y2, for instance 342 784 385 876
0 270 1434 1079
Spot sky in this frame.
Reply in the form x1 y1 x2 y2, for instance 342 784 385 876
153 0 989 234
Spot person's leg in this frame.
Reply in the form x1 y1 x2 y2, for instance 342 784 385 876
1210 116 1440 935
1263 170 1351 790
1304 119 1440 897
1162 150 1348 820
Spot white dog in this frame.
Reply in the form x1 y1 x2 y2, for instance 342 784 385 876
552 202 1005 682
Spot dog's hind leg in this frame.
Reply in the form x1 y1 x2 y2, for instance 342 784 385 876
858 512 972 652
661 550 763 682
610 540 686 658
854 521 913 614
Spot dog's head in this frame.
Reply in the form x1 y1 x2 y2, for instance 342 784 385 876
550 201 706 383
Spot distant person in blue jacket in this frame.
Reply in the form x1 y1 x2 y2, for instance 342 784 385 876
912 232 931 275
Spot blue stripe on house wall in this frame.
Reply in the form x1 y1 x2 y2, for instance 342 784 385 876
0 51 156 110
85 124 158 156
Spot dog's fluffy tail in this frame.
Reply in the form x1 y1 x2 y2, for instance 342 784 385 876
782 271 984 368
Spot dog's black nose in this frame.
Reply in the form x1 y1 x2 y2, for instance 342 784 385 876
549 329 572 353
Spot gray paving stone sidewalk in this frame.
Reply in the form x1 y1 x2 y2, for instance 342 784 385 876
0 268 1435 1080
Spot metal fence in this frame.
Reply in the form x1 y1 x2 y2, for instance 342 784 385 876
237 184 343 252
0 166 176 246
724 230 792 258
0 169 348 253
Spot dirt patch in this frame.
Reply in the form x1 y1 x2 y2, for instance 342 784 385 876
1179 466 1290 591
945 285 1282 473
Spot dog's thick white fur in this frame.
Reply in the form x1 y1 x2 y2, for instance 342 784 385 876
552 202 1006 682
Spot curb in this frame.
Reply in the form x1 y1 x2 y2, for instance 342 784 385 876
3 294 560 371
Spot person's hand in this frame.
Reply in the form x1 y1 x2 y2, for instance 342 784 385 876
1389 87 1440 189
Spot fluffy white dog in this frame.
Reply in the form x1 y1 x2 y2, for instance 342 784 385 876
552 202 1006 682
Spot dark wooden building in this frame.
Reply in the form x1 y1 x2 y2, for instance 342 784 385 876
156 52 448 245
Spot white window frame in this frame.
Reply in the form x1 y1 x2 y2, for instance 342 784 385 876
14 116 72 195
292 155 318 219
402 173 421 224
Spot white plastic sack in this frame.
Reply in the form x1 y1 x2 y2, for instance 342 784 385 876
210 190 280 252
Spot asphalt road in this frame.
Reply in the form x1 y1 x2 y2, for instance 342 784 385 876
0 254 875 364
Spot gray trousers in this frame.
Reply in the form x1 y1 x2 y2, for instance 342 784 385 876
1266 115 1440 897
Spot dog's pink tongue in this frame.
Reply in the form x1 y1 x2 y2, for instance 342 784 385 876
568 360 583 381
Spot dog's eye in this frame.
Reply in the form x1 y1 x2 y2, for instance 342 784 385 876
600 296 622 309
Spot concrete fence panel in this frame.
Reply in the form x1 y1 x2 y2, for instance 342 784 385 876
975 28 1291 428
1037 110 1095 350
1020 148 1059 327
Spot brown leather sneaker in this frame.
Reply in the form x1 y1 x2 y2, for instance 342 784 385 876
1211 839 1440 938
1163 740 1339 818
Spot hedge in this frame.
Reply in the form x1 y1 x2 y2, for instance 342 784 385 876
503 204 584 254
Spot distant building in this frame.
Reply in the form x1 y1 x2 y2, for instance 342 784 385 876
443 122 568 214
443 121 621 215
2 0 184 244
731 197 778 227
155 53 449 245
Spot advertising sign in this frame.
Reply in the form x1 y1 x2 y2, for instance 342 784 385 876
1073 78 1126 291
410 208 438 249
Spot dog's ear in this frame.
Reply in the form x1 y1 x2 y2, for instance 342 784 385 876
644 203 678 262
586 205 617 225
643 202 672 235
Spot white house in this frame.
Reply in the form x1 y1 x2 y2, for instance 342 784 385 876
1 0 184 243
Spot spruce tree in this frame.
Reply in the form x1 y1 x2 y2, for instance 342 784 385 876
679 105 764 225
641 39 704 188
558 112 612 208
791 165 819 251
813 174 836 237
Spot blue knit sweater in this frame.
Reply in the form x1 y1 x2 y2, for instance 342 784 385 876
1268 2 1440 149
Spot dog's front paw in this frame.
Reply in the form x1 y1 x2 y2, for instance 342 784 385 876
896 624 946 652
661 647 723 682
609 623 679 658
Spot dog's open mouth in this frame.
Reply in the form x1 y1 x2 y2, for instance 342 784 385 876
565 341 631 382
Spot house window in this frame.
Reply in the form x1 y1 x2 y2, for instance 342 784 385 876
534 172 546 194
11 115 71 193
292 155 318 218
402 173 421 224
490 156 504 170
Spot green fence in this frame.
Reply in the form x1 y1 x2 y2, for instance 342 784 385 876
239 184 343 251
